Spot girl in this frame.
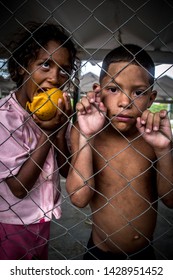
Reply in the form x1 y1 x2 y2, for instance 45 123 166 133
0 22 77 259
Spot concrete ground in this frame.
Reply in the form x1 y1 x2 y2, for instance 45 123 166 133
49 178 173 260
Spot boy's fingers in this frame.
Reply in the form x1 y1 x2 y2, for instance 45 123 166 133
76 99 91 114
140 110 150 125
86 91 96 102
153 113 161 131
76 102 84 112
86 86 101 103
159 110 168 119
140 111 166 133
145 112 154 133
94 85 101 93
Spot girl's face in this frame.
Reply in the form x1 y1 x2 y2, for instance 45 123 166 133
100 62 157 134
16 40 73 108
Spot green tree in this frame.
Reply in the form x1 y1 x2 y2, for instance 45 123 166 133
150 103 168 113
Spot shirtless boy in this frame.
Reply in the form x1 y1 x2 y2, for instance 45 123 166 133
66 44 173 259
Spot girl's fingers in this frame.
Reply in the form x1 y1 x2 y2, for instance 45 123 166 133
63 92 72 110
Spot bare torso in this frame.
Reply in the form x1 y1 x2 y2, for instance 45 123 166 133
90 127 157 254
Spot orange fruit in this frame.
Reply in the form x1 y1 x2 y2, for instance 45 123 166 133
26 88 64 121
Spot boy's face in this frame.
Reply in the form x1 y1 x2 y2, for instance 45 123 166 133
100 62 157 134
16 40 72 107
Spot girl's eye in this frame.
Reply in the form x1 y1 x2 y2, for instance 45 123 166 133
60 69 69 77
41 61 50 69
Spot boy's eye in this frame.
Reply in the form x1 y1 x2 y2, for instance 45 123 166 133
134 90 146 96
107 87 118 93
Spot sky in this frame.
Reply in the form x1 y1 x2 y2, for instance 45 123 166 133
81 61 173 79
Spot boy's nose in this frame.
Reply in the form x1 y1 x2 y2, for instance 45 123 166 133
118 92 132 108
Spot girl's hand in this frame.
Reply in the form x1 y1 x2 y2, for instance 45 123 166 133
33 92 73 135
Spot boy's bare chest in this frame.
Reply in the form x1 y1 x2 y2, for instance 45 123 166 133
92 136 155 181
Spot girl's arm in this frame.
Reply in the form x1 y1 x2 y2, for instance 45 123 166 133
6 94 72 199
6 132 54 199
53 92 73 178
53 123 71 178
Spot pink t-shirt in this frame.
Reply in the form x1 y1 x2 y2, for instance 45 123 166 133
0 92 62 225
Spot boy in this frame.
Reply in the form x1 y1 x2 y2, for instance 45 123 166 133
66 44 173 259
0 22 77 259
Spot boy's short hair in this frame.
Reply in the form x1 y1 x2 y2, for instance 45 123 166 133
8 22 77 87
99 44 155 86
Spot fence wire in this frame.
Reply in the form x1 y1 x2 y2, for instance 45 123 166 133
0 0 173 260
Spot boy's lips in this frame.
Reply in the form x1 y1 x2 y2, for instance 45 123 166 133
113 114 133 122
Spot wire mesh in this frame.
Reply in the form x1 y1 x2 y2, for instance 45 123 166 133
0 0 173 260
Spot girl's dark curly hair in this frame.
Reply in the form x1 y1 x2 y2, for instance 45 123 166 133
8 22 78 87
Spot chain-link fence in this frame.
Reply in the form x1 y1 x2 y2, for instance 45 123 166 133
0 0 173 260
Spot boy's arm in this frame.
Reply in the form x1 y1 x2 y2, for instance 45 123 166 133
155 144 173 208
66 91 107 208
66 123 95 208
136 110 173 208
